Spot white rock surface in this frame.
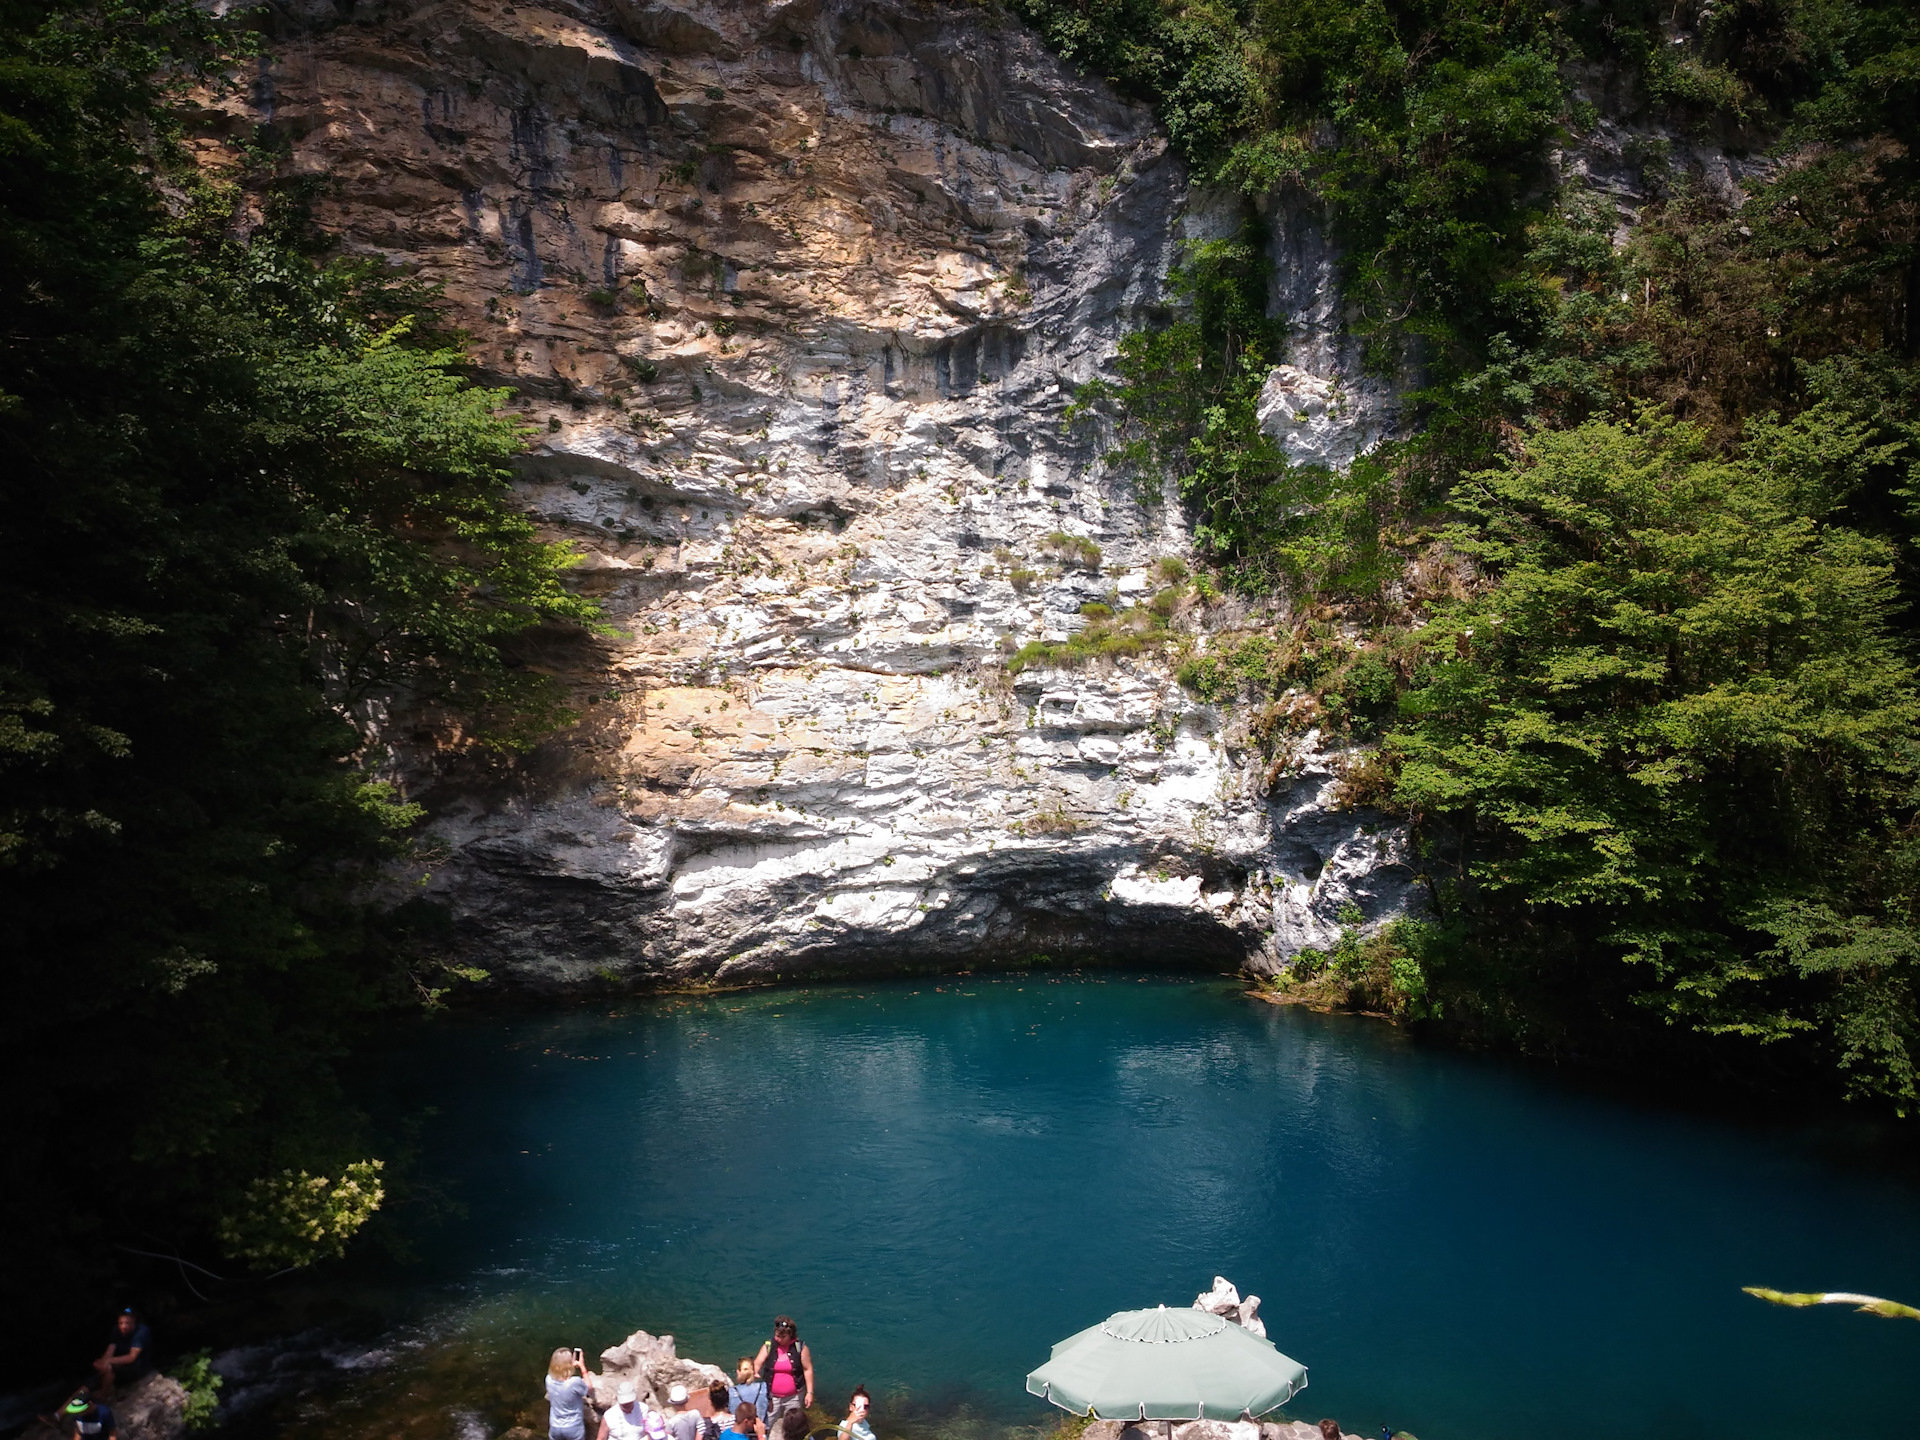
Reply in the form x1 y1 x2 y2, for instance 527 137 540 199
1087 1423 1360 1440
1193 1275 1266 1339
228 0 1426 983
1254 366 1393 472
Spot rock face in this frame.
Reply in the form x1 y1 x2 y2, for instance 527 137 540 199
211 0 1426 983
1254 366 1391 472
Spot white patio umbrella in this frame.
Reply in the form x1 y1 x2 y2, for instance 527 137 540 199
1025 1305 1307 1421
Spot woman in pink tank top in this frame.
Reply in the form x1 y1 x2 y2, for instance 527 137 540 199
751 1316 814 1439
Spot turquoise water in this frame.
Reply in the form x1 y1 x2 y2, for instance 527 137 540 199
310 975 1920 1440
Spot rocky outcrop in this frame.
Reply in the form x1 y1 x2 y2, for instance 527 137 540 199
113 1377 189 1440
1254 366 1392 472
592 1330 728 1412
1193 1276 1265 1340
208 0 1427 983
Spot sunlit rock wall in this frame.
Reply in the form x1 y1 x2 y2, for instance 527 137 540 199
215 0 1428 983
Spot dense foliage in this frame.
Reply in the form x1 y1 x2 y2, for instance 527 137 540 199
1032 0 1920 1106
0 0 591 1362
1396 410 1919 1098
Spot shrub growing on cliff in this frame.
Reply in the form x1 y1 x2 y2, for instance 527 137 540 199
1031 0 1920 1108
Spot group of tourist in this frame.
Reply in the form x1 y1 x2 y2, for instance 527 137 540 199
548 1318 871 1440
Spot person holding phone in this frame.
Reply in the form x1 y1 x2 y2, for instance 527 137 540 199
546 1347 596 1440
835 1388 875 1440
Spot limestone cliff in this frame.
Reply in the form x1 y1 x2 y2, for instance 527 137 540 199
210 0 1427 984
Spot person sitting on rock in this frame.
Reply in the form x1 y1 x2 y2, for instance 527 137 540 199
599 1382 648 1440
64 1394 116 1440
750 1317 812 1440
91 1311 150 1400
546 1347 596 1440
835 1387 875 1440
728 1359 768 1428
1317 1421 1341 1440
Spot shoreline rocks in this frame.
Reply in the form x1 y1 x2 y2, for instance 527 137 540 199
16 1375 189 1440
1086 1422 1368 1440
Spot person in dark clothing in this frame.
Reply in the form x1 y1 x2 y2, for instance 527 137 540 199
92 1313 150 1399
65 1395 116 1440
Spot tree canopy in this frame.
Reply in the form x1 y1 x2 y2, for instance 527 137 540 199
0 0 593 1366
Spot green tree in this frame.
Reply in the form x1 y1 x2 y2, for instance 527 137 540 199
0 0 594 1360
1388 410 1920 1103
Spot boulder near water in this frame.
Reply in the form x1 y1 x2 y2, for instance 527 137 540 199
593 1330 731 1412
1193 1275 1266 1339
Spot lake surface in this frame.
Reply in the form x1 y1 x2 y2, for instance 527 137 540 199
286 975 1920 1440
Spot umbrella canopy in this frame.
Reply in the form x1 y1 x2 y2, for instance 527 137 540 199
1025 1305 1308 1421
